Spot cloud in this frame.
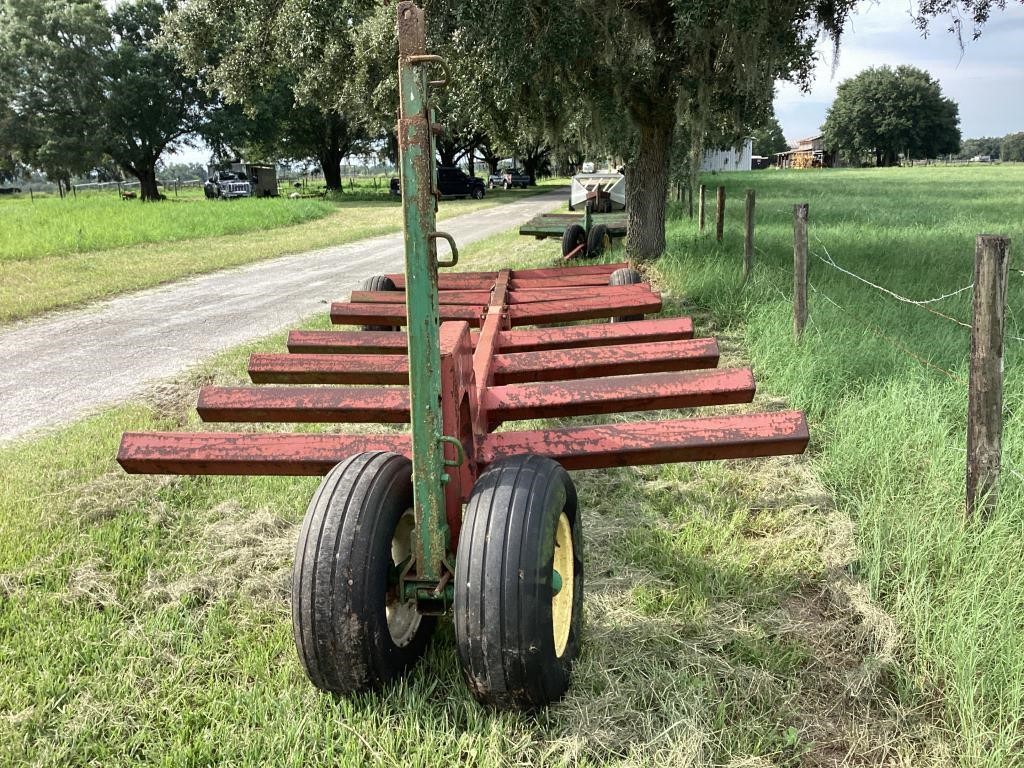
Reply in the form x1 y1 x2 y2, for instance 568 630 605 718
775 0 1024 140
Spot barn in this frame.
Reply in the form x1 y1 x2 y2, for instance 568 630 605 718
773 135 837 169
701 137 754 172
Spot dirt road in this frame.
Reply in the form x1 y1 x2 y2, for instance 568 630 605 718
0 189 565 443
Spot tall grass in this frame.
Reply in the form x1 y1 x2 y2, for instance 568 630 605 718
0 191 335 262
661 164 1024 765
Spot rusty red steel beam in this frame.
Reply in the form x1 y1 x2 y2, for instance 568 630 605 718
350 283 653 307
330 302 484 328
287 317 694 357
384 262 626 288
353 289 493 305
287 330 409 355
117 409 808 476
197 386 410 423
496 317 693 352
117 432 411 475
478 411 810 470
485 368 755 424
492 337 719 384
249 352 408 384
197 368 752 426
507 292 663 326
387 270 626 291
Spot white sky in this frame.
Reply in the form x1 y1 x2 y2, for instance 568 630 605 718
775 0 1024 141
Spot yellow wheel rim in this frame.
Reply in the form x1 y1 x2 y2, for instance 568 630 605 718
551 512 574 657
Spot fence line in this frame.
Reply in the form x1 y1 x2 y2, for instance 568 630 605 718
809 236 1024 343
807 279 967 384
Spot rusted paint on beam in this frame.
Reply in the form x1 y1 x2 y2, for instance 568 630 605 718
352 289 493 305
287 317 695 357
479 411 809 470
330 302 484 327
496 317 693 352
117 432 411 475
197 386 410 422
249 352 408 384
350 284 653 307
507 292 662 326
485 368 755 423
492 337 719 384
287 330 408 355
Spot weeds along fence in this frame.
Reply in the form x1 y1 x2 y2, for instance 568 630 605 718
714 188 1017 518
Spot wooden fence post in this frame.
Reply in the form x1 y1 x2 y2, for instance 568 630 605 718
715 186 725 242
687 184 694 219
743 188 755 283
698 184 706 233
793 203 808 340
967 234 1011 519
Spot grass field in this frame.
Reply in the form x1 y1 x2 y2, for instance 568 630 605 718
0 188 333 261
668 163 1023 766
0 165 1020 766
0 181 557 324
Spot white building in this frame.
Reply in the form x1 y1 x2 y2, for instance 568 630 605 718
701 138 753 172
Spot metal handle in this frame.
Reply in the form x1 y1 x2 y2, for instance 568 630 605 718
430 231 459 268
407 54 451 88
439 435 466 467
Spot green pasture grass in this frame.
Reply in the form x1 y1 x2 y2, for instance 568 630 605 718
0 185 552 324
662 163 1024 766
0 188 333 261
0 226 938 765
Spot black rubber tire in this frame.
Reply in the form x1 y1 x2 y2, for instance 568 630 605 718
609 267 645 322
586 224 610 258
503 181 511 190
472 187 485 200
454 454 583 709
292 452 435 694
561 224 586 259
359 274 399 332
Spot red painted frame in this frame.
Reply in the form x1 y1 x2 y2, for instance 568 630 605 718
119 262 809 549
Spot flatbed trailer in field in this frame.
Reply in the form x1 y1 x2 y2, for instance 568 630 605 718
519 210 628 259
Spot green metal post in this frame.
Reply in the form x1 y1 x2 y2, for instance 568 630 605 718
396 2 449 583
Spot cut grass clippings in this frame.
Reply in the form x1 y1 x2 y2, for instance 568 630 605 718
0 221 935 765
0 185 554 324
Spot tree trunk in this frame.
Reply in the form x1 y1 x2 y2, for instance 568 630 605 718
320 150 342 190
625 115 673 262
137 165 160 201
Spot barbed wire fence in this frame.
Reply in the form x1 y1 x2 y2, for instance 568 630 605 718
738 199 1017 518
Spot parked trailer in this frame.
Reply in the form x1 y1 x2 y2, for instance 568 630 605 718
117 2 808 710
519 207 628 259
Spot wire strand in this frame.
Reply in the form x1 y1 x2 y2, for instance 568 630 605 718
808 279 968 385
811 237 1024 344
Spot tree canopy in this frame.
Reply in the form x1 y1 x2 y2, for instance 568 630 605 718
751 116 789 158
0 0 205 199
822 65 960 166
1000 132 1024 162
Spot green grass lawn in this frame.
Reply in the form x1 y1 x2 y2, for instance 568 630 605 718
670 163 1023 766
1 165 1018 766
0 182 558 324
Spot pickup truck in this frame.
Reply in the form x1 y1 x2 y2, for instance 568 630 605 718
389 166 486 199
204 171 251 199
487 168 531 189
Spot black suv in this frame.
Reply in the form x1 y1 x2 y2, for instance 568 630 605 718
389 167 486 200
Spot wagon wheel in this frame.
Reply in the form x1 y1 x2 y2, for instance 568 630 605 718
609 267 645 322
453 454 583 709
561 224 587 259
360 274 400 332
586 224 610 258
292 452 435 693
